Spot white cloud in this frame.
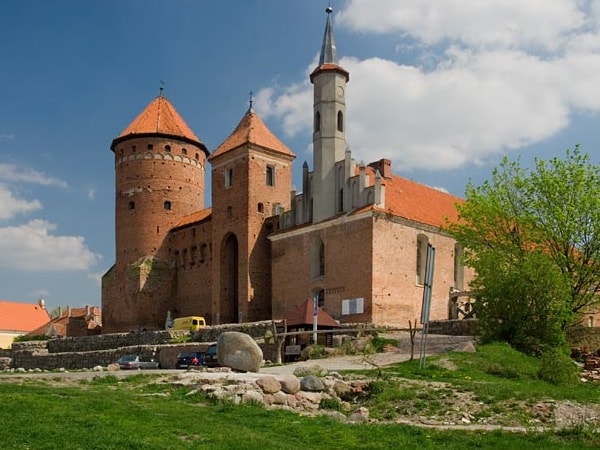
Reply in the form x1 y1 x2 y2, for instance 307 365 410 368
257 1 600 171
0 184 42 220
337 0 588 51
0 163 68 188
87 187 96 200
0 219 100 271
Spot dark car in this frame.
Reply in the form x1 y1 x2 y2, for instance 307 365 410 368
203 344 219 367
175 351 203 369
117 354 160 370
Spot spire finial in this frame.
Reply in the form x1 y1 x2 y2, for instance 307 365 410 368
247 90 254 113
319 3 338 65
159 80 165 97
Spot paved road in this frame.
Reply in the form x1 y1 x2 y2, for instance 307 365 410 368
0 334 475 383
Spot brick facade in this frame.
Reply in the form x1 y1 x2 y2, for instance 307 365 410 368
101 10 473 333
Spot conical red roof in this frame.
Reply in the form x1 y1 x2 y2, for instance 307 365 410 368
210 109 295 160
112 95 205 151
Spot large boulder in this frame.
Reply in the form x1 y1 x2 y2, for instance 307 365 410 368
217 332 263 372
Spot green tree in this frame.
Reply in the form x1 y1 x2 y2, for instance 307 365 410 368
448 146 600 354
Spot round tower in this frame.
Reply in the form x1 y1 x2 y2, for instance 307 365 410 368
111 94 208 264
310 6 349 223
103 93 209 332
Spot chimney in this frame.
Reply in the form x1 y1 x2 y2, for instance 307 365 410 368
368 158 392 179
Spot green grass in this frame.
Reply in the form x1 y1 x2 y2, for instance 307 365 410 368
357 342 600 426
0 342 599 449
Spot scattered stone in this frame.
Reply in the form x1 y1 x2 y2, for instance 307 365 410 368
293 363 327 378
92 366 104 372
256 376 281 394
347 407 370 423
278 375 300 394
106 363 120 371
300 375 325 392
241 390 264 405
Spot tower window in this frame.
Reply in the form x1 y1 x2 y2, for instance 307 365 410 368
195 153 199 160
182 148 187 156
128 201 135 210
314 111 321 132
311 238 325 278
164 200 172 210
266 165 274 186
337 111 344 132
165 145 171 152
416 234 429 285
258 202 264 213
132 145 136 153
225 168 233 188
147 144 153 150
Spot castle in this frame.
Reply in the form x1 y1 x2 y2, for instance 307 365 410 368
101 7 472 333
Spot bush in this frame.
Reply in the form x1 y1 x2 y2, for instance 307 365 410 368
319 397 344 411
13 334 49 342
538 347 579 386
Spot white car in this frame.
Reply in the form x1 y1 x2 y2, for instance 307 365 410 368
117 355 160 370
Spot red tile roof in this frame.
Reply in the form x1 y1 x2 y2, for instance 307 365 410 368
210 109 295 160
381 174 463 227
310 63 350 82
174 208 212 229
0 300 51 332
285 298 340 328
27 306 102 337
112 95 205 149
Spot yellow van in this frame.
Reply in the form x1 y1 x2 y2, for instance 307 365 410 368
172 316 206 332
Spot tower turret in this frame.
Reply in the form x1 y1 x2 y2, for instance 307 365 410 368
102 93 209 332
310 6 349 222
208 106 295 324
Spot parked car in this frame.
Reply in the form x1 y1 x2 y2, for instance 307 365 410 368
175 351 203 369
203 344 219 367
117 354 160 370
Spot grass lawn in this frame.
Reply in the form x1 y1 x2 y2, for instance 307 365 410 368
0 343 598 449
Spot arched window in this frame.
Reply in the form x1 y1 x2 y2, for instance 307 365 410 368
165 145 171 152
314 111 321 132
416 234 429 285
454 244 465 290
266 165 274 186
310 238 325 278
337 166 344 212
164 200 172 210
337 110 344 132
351 180 359 207
182 148 187 156
147 143 153 150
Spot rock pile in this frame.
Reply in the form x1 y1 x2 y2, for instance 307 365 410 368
173 362 373 422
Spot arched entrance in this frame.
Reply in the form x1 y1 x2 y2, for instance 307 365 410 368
219 233 239 324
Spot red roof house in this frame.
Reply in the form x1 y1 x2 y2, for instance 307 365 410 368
0 299 51 348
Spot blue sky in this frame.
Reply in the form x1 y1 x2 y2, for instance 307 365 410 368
2 0 600 313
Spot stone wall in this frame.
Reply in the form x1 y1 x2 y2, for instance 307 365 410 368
427 319 478 336
8 321 282 370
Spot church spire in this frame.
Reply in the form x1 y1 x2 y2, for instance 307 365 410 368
319 5 337 65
